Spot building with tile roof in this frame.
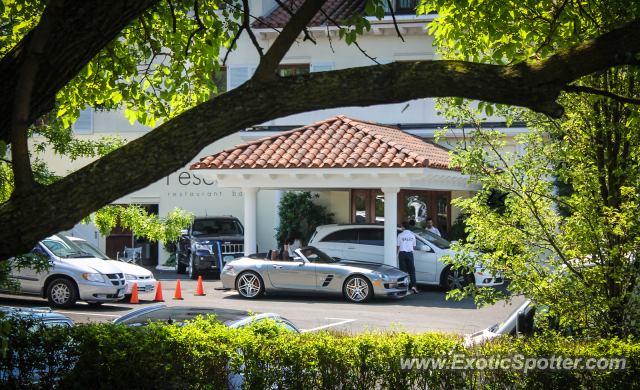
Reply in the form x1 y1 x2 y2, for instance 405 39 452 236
34 0 530 266
190 115 480 265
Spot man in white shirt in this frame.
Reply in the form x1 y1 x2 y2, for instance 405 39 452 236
425 218 441 237
397 221 419 294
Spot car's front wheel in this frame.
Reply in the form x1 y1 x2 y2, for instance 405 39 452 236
442 266 473 291
47 278 78 308
236 271 264 299
343 275 373 303
188 255 200 280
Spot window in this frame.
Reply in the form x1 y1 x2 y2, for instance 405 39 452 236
320 229 354 243
276 64 309 77
72 108 93 134
191 219 244 236
228 65 257 90
358 229 384 246
384 0 420 14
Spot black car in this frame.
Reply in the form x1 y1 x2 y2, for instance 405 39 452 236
175 216 245 279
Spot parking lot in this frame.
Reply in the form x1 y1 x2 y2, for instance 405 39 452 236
0 267 522 334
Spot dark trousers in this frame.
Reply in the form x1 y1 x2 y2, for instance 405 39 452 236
398 251 417 288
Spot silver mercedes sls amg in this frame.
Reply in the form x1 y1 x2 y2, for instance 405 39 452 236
220 246 409 303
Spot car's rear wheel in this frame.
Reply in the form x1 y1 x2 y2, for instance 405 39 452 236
236 271 264 299
188 255 200 280
175 256 187 274
442 266 473 291
343 275 373 303
47 278 78 308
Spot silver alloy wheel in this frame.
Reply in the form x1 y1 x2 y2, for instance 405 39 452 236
447 269 466 290
50 282 71 305
237 273 261 298
345 277 369 302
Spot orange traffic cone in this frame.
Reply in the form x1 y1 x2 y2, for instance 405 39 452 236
173 279 184 300
195 276 206 296
130 283 139 304
153 281 165 302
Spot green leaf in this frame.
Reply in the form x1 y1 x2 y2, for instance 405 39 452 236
0 141 6 158
365 2 375 15
453 97 464 106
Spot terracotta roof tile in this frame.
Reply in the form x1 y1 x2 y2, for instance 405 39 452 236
190 116 458 171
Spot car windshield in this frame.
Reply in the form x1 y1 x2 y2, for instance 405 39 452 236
192 219 244 237
41 234 95 258
494 299 534 333
408 227 451 249
72 239 110 260
298 246 338 264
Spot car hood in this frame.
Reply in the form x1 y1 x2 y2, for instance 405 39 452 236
464 329 503 347
57 257 124 274
335 260 407 277
105 261 152 276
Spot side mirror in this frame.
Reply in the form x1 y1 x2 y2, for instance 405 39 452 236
180 229 188 236
420 246 431 252
516 310 526 338
293 257 304 265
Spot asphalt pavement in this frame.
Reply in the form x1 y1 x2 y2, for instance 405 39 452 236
0 266 523 334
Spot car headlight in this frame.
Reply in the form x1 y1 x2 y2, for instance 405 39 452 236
149 272 154 279
372 272 391 281
82 273 105 283
125 274 138 280
194 243 209 250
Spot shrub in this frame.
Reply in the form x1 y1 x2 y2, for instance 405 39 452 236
1 316 639 389
275 191 334 248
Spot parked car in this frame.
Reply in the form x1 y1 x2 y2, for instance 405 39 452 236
308 224 503 291
113 305 299 390
0 306 75 385
220 246 409 303
175 215 245 280
3 234 127 308
113 304 299 331
67 237 157 301
0 305 74 327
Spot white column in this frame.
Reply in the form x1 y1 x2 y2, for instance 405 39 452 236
274 190 285 248
382 187 400 267
242 187 260 255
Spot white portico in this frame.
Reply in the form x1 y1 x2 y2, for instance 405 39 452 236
191 116 480 266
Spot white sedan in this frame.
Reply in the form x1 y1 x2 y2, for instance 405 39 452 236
67 237 157 300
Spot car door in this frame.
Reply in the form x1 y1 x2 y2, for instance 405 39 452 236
314 228 355 260
12 244 49 293
265 259 316 290
413 239 437 282
342 228 384 263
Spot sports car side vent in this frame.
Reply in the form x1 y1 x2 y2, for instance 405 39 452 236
320 274 334 287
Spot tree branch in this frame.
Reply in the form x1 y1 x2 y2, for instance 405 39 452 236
242 0 264 58
11 0 65 194
167 0 177 33
318 7 375 63
386 0 405 42
563 84 640 106
223 25 245 65
252 0 328 80
274 0 317 44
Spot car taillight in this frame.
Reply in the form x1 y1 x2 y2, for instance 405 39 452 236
223 265 234 270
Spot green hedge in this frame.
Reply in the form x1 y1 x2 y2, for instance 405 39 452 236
1 316 639 389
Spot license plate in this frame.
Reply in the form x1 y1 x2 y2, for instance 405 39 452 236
117 289 125 298
144 285 152 292
224 256 234 261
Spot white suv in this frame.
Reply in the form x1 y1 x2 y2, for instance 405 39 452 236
309 224 503 291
